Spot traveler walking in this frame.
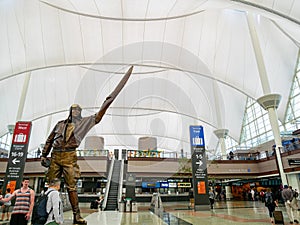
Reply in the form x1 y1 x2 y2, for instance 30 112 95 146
45 178 64 225
282 185 297 224
265 188 278 224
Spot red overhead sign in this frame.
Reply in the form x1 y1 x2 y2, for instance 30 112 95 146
12 121 31 144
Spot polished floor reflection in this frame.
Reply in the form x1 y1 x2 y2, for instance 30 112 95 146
61 200 296 225
0 201 293 225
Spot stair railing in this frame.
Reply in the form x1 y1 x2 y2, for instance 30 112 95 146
102 158 114 210
117 159 124 210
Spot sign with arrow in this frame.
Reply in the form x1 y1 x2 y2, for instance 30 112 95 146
189 125 209 211
12 158 21 164
3 121 32 193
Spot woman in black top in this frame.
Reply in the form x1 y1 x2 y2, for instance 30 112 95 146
265 188 278 224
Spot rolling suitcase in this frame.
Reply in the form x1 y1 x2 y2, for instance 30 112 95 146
273 210 284 224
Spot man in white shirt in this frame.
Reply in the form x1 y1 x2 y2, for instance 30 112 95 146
45 178 64 225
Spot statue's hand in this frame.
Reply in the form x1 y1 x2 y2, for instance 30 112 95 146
41 156 46 162
96 66 133 123
41 157 50 168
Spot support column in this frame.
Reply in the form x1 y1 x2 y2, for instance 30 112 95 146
16 73 31 121
214 129 229 160
247 14 287 185
257 94 288 185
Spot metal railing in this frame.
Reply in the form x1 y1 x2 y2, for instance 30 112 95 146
117 159 124 209
102 159 114 210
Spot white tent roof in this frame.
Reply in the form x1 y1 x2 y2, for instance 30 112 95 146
1 0 300 153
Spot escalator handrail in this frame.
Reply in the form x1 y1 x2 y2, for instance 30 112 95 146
102 158 114 210
118 159 124 209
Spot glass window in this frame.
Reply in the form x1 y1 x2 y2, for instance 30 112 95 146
225 50 300 156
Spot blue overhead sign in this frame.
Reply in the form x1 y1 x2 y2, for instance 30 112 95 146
189 126 205 147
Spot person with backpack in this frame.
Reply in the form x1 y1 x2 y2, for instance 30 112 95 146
265 188 278 224
0 177 35 225
31 178 63 225
44 178 63 225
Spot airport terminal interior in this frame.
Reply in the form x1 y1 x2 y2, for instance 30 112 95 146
1 0 300 224
0 201 296 225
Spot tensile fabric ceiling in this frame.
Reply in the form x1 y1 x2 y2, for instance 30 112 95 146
1 0 300 155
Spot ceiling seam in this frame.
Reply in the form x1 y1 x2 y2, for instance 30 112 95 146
271 20 300 48
0 62 256 100
141 0 150 64
26 106 220 139
5 8 14 75
231 0 300 26
178 17 187 69
40 1 205 22
38 1 47 66
78 15 86 62
57 10 66 64
92 0 105 61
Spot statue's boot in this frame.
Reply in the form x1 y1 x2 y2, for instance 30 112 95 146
68 190 87 225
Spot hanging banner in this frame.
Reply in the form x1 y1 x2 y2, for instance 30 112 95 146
3 121 32 193
189 125 209 210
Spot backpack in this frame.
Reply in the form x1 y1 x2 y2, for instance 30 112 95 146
294 191 299 198
265 193 273 207
31 190 54 225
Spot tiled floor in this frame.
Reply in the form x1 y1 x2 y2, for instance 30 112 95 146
0 200 297 224
68 200 298 225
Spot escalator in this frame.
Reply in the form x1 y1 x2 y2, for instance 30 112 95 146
104 160 123 211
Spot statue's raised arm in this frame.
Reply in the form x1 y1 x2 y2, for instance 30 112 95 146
95 65 133 123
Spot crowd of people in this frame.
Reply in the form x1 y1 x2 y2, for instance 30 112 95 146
0 180 300 224
0 177 64 225
246 185 299 224
187 184 300 224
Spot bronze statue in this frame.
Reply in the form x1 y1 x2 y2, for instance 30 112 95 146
41 66 133 225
